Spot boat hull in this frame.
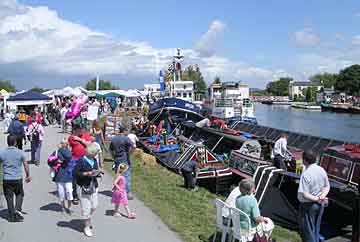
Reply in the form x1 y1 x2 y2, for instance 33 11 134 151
138 137 232 193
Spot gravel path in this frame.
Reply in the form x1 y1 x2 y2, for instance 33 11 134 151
0 125 183 242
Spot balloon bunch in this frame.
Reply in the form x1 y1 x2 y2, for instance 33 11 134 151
65 94 89 121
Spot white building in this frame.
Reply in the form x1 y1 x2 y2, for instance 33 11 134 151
144 83 161 97
289 81 323 100
221 82 249 99
173 80 194 102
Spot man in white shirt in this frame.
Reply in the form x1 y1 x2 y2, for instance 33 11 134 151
127 131 139 148
298 150 330 242
195 114 211 128
273 133 290 170
60 105 69 133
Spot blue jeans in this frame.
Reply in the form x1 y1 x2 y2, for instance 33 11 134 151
299 202 324 242
31 141 42 163
124 167 131 194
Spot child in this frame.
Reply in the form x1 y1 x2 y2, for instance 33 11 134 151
54 139 73 214
111 163 136 219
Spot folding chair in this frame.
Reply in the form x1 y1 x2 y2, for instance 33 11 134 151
213 198 232 242
230 207 252 242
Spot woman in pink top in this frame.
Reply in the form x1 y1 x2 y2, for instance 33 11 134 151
27 117 45 166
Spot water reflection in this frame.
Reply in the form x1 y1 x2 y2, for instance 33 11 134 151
254 103 360 143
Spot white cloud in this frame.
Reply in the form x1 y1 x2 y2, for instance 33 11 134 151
0 1 283 89
293 28 321 48
351 35 360 45
195 20 226 57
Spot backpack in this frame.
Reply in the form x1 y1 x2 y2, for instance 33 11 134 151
31 124 40 142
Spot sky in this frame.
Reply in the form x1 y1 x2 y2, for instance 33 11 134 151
1 0 360 90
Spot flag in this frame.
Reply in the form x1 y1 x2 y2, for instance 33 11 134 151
159 70 165 96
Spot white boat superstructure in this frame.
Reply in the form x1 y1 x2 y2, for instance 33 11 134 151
208 81 257 123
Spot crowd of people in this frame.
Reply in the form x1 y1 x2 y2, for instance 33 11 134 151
0 98 331 242
0 100 138 238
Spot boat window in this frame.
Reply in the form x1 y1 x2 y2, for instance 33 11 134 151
183 93 187 98
177 93 181 97
351 163 360 185
189 93 192 97
321 155 352 182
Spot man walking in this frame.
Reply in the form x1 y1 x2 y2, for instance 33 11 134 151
8 114 26 150
273 133 290 170
0 135 31 222
298 150 330 242
180 159 199 191
109 125 134 199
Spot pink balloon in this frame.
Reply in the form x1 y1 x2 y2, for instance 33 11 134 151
65 94 88 120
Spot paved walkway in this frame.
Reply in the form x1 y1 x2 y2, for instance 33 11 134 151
0 125 183 242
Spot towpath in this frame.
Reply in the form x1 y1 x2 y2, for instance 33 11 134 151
0 125 183 242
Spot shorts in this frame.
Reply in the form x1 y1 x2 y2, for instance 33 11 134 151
80 189 98 219
56 182 73 201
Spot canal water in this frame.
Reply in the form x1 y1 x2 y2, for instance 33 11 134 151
254 103 360 143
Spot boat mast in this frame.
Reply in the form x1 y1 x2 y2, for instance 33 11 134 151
170 48 184 97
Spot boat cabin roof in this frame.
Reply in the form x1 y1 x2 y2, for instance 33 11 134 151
324 145 360 162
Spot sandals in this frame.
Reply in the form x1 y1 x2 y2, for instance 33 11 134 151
127 213 136 219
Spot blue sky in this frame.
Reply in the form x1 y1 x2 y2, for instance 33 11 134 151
1 0 360 89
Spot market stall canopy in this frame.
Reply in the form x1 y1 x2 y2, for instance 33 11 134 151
7 90 53 106
125 89 142 97
0 89 9 96
43 86 88 97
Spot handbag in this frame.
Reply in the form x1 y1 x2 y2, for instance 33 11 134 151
252 224 268 242
81 178 96 195
252 233 267 242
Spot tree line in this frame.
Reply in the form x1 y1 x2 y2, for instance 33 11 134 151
2 64 360 96
259 64 360 100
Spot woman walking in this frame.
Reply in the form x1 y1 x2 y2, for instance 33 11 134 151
112 163 136 218
73 143 103 237
27 115 45 166
91 120 105 149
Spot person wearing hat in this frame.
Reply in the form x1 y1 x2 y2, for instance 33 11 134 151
109 124 134 200
7 114 26 150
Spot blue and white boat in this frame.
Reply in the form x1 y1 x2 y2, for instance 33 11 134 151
147 49 204 123
148 97 203 123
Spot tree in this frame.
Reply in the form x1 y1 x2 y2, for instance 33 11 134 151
85 78 117 90
30 86 48 93
213 76 221 84
335 64 360 96
0 80 16 92
182 65 207 93
302 87 317 102
265 77 292 96
310 72 338 88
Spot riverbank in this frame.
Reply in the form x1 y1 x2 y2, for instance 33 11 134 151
107 149 301 242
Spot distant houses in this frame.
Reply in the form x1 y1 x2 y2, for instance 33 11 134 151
288 81 323 100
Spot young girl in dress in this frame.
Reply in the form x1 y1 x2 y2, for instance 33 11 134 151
112 163 136 218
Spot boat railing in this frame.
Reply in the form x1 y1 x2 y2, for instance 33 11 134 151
214 98 234 107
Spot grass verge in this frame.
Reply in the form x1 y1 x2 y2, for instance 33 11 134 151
104 150 301 242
